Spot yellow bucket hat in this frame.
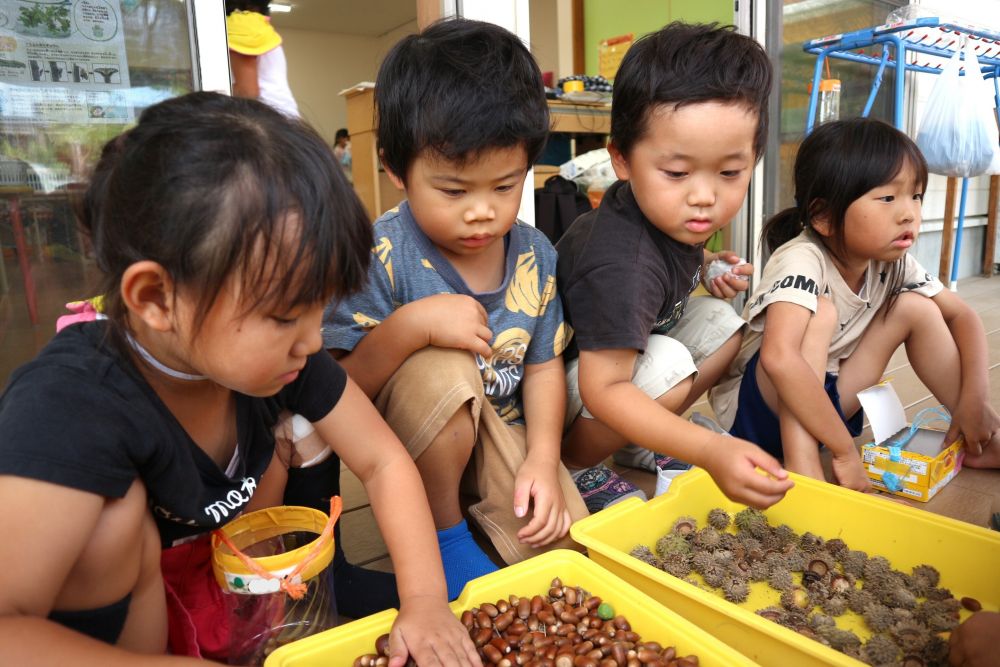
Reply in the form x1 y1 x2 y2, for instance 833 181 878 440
226 10 282 56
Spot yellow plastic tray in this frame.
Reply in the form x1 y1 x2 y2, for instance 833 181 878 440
571 469 1000 666
265 549 760 666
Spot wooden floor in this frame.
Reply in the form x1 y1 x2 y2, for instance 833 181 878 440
338 275 1000 573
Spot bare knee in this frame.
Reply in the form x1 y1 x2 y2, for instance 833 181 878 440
886 291 939 324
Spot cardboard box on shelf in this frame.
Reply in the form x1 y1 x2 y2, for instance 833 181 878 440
857 380 963 502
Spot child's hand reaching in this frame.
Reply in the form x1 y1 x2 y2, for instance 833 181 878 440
389 595 482 667
700 434 794 509
830 451 872 493
409 294 494 358
945 396 1000 462
704 251 753 299
513 455 572 547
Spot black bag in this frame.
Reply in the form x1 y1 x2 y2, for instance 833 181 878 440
533 175 592 244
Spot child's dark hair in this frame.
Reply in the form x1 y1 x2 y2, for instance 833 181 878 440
375 17 548 183
761 118 928 313
611 22 771 159
79 92 371 349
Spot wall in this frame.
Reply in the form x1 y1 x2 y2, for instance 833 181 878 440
280 20 418 146
583 0 734 76
529 0 559 80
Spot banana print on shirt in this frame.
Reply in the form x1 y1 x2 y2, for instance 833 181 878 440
324 206 572 426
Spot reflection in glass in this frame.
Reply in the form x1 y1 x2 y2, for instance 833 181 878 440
764 1 907 247
0 0 194 382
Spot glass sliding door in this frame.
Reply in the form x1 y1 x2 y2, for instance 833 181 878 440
747 0 907 271
0 0 225 383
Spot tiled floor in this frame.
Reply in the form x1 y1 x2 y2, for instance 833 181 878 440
337 275 1000 574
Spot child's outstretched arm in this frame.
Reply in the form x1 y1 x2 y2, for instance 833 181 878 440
315 378 481 667
578 348 793 509
0 477 202 666
758 300 870 491
516 357 572 547
336 294 493 399
931 290 1000 457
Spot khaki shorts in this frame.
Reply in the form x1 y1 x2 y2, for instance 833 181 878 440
373 347 588 564
565 296 745 425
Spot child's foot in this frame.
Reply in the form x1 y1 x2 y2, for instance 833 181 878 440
963 434 1000 469
571 463 647 513
612 444 692 474
437 519 499 600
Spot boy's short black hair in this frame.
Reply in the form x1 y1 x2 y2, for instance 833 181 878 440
375 18 548 183
611 22 772 159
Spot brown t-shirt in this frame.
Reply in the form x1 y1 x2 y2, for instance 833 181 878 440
710 230 943 428
556 180 704 360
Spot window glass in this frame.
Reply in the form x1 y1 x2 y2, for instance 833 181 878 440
0 0 194 382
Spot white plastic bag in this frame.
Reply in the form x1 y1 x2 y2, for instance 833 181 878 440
915 43 999 177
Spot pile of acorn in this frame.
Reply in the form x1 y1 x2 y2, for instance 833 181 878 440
353 577 701 667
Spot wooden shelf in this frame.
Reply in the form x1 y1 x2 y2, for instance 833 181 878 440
547 99 611 135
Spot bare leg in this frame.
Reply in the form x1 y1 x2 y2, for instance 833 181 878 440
838 292 961 417
965 433 1000 468
756 297 837 480
562 375 694 469
680 328 742 415
414 400 477 529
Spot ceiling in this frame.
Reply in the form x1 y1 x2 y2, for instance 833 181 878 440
269 0 417 37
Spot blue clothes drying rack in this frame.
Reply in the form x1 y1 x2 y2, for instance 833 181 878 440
803 16 1000 289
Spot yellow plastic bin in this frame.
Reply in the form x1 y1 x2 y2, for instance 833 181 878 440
265 549 761 666
571 469 1000 666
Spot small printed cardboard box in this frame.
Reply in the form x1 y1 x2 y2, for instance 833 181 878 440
857 381 964 502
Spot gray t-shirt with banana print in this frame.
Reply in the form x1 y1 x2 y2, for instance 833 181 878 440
323 201 571 424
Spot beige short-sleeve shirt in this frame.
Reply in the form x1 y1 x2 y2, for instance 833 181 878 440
710 230 942 428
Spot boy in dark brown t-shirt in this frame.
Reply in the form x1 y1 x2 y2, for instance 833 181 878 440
557 22 795 512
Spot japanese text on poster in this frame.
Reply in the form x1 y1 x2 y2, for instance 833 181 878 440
0 0 132 123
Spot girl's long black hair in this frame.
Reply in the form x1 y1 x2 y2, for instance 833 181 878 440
78 92 372 352
761 118 928 314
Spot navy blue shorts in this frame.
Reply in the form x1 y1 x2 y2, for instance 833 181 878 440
729 351 864 459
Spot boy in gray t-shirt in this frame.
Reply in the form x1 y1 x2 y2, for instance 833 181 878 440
323 18 587 601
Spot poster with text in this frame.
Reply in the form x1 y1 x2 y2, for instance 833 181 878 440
0 0 133 123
